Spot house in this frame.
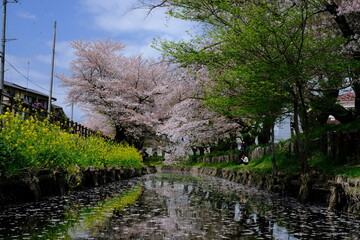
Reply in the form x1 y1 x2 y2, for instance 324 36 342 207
337 92 355 109
52 104 67 119
2 80 56 110
2 81 66 118
326 115 341 125
275 92 356 141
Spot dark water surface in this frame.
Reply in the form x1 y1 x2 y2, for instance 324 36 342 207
1 171 360 239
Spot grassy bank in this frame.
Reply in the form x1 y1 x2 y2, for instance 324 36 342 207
177 150 360 178
143 156 165 166
0 111 142 175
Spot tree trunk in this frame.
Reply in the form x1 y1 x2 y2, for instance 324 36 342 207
229 131 238 150
114 125 126 143
152 149 158 157
191 147 197 156
293 100 309 172
242 134 255 155
114 125 143 150
258 119 272 145
353 81 360 119
270 124 277 172
199 147 205 156
300 105 310 172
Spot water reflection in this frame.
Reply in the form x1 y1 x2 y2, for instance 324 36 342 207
1 172 360 239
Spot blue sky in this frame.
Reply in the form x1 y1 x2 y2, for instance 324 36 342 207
4 0 195 122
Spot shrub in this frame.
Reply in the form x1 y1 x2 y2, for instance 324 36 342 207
0 111 142 174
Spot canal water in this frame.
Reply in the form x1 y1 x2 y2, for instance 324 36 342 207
1 171 360 239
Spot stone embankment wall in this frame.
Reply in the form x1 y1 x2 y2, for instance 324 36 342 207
2 165 360 214
155 165 360 214
0 166 157 206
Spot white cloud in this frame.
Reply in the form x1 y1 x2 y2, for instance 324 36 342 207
36 40 74 70
17 11 36 19
77 0 198 59
124 43 159 58
55 41 75 69
124 32 192 58
36 54 51 65
81 0 195 39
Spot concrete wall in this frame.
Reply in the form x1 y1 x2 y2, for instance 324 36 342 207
155 166 360 214
2 165 360 215
0 166 156 206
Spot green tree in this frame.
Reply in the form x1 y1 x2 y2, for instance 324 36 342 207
143 0 354 171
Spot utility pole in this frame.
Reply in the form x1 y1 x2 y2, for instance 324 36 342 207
0 0 18 114
0 0 7 114
71 102 74 121
47 21 56 117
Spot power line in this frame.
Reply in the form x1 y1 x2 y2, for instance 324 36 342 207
16 2 68 69
5 58 66 95
8 1 68 97
39 0 53 22
36 0 67 69
17 4 49 47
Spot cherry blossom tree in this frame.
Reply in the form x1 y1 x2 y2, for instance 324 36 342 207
81 113 115 138
153 66 241 162
58 39 241 159
58 39 172 149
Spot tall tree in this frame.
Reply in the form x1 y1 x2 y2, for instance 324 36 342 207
58 39 172 149
58 39 240 159
140 0 354 171
156 66 241 160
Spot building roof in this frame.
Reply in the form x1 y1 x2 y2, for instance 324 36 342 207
337 92 355 110
4 81 57 101
337 92 355 103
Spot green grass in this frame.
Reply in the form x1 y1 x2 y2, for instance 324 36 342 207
143 155 165 166
144 159 164 166
324 165 360 178
177 157 273 173
308 151 360 178
178 150 360 178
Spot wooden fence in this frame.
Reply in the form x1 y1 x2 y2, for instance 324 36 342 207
323 130 360 163
1 101 112 140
